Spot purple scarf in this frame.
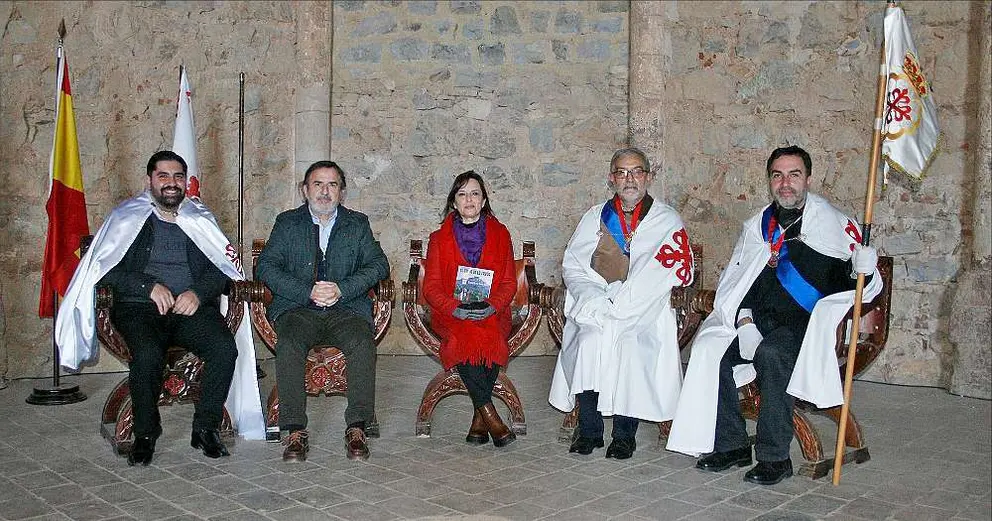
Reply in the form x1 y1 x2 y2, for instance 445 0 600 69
453 213 487 266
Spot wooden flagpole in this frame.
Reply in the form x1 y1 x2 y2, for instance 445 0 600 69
832 2 894 485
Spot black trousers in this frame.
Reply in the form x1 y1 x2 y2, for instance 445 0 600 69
715 325 802 462
273 306 376 431
111 302 238 438
576 390 639 439
455 363 500 409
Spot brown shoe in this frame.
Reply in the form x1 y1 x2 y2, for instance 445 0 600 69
281 430 309 462
466 408 490 445
345 427 370 461
478 402 516 448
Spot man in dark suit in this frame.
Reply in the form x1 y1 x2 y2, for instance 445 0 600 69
257 160 389 462
101 150 238 466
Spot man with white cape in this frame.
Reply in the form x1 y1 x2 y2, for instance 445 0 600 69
56 151 265 466
666 146 881 485
549 148 695 460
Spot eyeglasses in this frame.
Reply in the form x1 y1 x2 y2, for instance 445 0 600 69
611 167 649 181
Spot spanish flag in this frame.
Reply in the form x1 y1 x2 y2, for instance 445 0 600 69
39 48 89 318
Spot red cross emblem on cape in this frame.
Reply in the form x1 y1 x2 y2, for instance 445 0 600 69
654 228 693 286
844 219 862 252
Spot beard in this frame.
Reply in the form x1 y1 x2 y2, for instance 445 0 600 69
153 186 185 210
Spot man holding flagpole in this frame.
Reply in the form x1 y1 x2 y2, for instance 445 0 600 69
56 151 265 466
667 146 883 485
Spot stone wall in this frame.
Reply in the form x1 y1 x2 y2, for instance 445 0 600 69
1 1 989 395
630 0 991 391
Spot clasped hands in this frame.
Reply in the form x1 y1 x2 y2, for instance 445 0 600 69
310 281 341 308
452 302 496 321
150 283 200 316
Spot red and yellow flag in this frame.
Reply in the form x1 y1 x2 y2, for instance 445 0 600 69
39 50 89 318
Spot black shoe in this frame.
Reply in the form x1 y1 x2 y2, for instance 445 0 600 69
568 436 604 455
190 429 230 459
128 436 156 466
605 437 636 459
744 459 793 485
696 446 752 472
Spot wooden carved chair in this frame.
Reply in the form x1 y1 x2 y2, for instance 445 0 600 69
681 256 894 479
402 239 544 437
93 235 253 454
245 239 394 441
539 244 705 445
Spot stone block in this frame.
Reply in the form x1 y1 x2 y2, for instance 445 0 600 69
576 39 613 63
529 121 555 153
882 232 924 256
390 38 430 61
737 60 796 101
682 69 734 102
512 42 546 64
554 10 583 34
454 98 492 120
454 69 499 90
351 11 397 37
491 6 522 35
542 163 579 187
468 127 516 159
341 43 382 63
335 1 365 12
552 40 568 62
530 10 551 33
598 1 628 13
412 88 438 110
295 83 331 113
436 19 454 34
408 1 437 15
478 43 505 66
450 1 481 15
431 43 471 64
591 16 623 34
906 257 960 283
462 19 485 40
798 2 849 49
5 20 36 44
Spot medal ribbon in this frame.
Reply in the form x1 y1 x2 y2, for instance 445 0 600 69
601 197 643 256
760 206 823 313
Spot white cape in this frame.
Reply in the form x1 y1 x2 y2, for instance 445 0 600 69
55 191 265 440
549 200 694 422
666 193 882 456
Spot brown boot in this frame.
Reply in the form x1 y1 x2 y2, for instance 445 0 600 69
466 408 490 445
478 402 516 448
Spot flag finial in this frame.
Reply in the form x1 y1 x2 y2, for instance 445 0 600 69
57 19 66 43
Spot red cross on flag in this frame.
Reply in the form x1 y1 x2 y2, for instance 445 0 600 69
881 4 941 181
172 66 201 199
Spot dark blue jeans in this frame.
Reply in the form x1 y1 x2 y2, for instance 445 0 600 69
715 326 802 462
576 390 639 439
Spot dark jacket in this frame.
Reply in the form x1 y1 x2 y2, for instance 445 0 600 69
99 216 229 305
256 204 390 324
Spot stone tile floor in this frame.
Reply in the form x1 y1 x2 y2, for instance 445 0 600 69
0 355 988 521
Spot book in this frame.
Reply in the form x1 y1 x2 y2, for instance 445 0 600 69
454 265 494 303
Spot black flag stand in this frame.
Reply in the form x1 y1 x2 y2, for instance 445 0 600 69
26 291 86 405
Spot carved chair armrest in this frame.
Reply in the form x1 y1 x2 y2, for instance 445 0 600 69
93 285 132 363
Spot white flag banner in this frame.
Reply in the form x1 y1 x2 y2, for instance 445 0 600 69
172 67 201 198
881 5 941 181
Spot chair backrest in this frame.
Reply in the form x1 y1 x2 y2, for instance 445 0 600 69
402 239 543 360
247 238 393 354
835 256 894 378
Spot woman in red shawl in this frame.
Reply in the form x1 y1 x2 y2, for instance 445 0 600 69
423 171 518 447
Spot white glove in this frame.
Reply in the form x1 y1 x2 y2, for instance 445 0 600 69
851 243 878 276
737 323 763 361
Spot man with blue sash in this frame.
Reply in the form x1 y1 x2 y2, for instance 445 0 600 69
550 148 695 460
667 146 881 485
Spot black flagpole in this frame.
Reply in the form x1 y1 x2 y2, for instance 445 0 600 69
28 19 87 406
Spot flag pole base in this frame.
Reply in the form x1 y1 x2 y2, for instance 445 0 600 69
25 384 87 406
